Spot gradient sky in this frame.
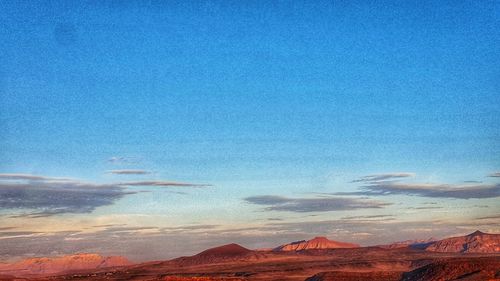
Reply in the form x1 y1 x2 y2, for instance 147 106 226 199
0 0 499 262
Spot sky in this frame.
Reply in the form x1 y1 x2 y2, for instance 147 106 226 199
0 0 499 262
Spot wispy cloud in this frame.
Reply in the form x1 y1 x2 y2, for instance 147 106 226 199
107 156 139 164
475 215 500 220
1 219 498 262
355 181 500 199
0 173 210 216
351 173 414 183
0 227 16 231
407 206 443 210
107 169 151 175
0 173 73 182
119 181 211 187
341 215 394 220
0 231 42 238
0 179 132 216
488 172 500 177
244 195 390 213
341 172 500 199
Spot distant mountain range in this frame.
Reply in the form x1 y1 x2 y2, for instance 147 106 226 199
0 230 498 280
273 231 499 253
0 253 130 276
377 238 437 249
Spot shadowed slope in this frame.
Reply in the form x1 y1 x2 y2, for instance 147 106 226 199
402 257 500 281
196 244 252 257
305 271 403 281
173 244 260 265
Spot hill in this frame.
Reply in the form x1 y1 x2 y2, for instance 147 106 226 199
273 236 359 251
0 253 130 276
425 230 500 253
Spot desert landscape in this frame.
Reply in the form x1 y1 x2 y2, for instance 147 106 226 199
0 230 498 281
1 1 499 281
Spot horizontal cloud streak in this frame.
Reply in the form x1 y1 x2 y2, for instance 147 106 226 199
0 173 73 182
488 172 500 177
475 215 500 220
107 156 139 164
340 172 500 199
0 173 211 216
119 181 211 187
0 181 132 216
244 195 390 213
107 170 151 175
341 215 394 220
351 173 415 183
341 181 500 199
1 218 499 262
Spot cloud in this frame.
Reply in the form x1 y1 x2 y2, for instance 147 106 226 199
0 227 16 231
1 218 499 262
351 173 414 183
244 195 390 213
107 169 151 175
475 215 500 220
0 179 133 216
107 156 139 164
161 224 220 232
355 181 500 199
119 181 211 187
0 173 211 216
101 226 159 233
341 173 500 199
488 172 500 177
0 174 72 181
341 215 394 220
0 231 41 238
244 195 290 205
407 206 443 210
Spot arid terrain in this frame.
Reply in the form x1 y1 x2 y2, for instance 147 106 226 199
0 231 498 281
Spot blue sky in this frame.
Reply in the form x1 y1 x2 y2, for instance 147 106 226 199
0 0 499 261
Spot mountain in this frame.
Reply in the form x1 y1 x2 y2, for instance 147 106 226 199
195 243 252 257
424 230 500 253
173 243 262 265
378 238 437 249
273 236 359 251
0 253 130 276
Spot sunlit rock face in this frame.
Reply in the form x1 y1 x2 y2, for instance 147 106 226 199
0 253 130 276
273 236 360 251
424 231 500 253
